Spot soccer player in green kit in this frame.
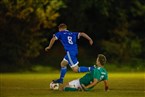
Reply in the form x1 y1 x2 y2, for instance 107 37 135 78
62 54 109 91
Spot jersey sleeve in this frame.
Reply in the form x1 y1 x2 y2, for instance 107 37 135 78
73 32 80 39
54 32 61 40
93 69 100 80
78 33 80 39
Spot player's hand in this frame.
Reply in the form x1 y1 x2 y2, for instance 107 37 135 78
89 39 93 45
45 46 51 52
81 84 87 91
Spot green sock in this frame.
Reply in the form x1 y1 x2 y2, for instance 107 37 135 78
64 87 78 91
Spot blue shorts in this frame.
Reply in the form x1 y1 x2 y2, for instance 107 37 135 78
63 51 79 68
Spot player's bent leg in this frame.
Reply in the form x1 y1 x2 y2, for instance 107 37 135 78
71 65 94 73
66 51 96 72
78 66 90 72
70 61 95 72
78 65 97 72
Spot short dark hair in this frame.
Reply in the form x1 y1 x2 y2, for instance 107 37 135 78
58 23 67 29
98 54 106 66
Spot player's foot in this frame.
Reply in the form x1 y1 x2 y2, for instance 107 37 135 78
53 79 63 84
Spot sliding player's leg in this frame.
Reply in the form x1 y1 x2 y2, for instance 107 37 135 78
63 79 82 91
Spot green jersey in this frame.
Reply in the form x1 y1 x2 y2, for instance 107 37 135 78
80 66 108 86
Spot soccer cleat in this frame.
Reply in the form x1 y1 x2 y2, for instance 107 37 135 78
53 79 63 84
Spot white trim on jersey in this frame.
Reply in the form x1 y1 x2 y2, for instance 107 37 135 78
54 35 58 40
78 33 80 39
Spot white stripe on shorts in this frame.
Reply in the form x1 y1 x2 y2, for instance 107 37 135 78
67 51 74 65
64 51 79 68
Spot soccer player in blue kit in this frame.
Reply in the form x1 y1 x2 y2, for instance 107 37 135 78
45 23 94 83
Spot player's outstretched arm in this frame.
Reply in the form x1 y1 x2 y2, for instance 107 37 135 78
45 36 57 52
81 78 98 91
79 32 93 45
104 80 109 91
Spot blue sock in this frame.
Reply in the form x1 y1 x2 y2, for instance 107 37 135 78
60 67 67 80
78 66 89 72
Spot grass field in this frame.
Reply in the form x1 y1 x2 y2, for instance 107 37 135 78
0 72 145 97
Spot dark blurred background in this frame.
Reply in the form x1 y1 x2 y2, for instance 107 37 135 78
0 0 145 72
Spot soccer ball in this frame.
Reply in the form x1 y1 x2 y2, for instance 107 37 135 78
50 82 59 90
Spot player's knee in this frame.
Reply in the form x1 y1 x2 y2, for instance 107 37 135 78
73 69 78 73
61 60 68 67
72 67 79 73
72 69 78 73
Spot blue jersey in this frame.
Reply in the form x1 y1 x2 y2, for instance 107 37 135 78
54 30 80 53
